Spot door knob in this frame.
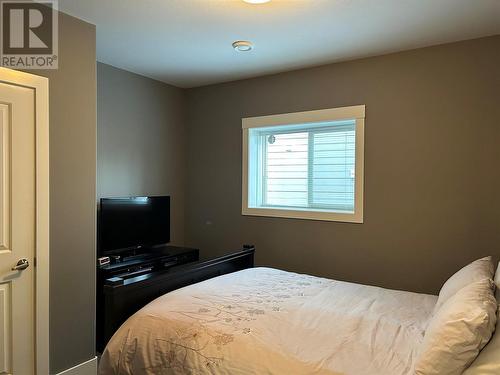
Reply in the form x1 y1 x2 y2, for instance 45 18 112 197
11 258 29 271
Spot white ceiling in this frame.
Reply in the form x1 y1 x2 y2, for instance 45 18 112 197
59 0 500 88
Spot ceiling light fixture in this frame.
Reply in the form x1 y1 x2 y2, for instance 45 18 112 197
232 41 254 52
243 0 271 4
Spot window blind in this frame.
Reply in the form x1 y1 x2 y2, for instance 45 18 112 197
248 120 356 213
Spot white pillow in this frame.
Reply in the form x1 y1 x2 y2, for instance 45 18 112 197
464 262 500 375
415 278 497 375
434 256 494 313
495 261 500 301
463 307 500 375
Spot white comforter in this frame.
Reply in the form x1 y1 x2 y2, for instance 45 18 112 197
99 267 437 375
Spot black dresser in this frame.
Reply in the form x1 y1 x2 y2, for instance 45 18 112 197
96 246 255 352
96 245 199 351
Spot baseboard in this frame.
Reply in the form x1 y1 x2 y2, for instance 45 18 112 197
55 356 97 375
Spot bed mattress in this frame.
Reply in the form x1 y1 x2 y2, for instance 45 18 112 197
99 267 437 375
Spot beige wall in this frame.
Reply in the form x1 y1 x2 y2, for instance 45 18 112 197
28 12 97 374
185 35 500 295
97 63 186 245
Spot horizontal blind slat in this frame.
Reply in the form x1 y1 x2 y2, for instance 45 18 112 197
311 129 355 210
261 126 355 210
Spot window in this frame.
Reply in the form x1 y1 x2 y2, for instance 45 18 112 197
242 105 365 222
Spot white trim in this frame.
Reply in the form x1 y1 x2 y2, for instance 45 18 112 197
242 105 365 129
0 104 10 252
55 357 97 375
241 206 363 223
0 67 49 374
354 118 365 223
242 105 365 223
242 128 249 218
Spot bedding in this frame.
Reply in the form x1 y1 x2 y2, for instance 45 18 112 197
99 267 437 375
464 261 500 375
433 256 494 313
463 308 500 375
414 278 497 375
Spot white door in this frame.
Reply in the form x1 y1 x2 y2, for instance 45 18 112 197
0 81 36 374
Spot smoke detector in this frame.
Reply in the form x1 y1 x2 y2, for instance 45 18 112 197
243 0 271 3
232 41 254 52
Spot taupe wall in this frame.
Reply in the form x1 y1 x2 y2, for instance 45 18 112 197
31 12 97 374
185 35 500 295
97 63 186 245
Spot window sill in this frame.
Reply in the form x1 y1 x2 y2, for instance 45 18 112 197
242 206 363 223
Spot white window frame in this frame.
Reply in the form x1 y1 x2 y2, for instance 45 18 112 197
242 105 365 223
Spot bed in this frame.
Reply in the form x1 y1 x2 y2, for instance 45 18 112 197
99 260 500 375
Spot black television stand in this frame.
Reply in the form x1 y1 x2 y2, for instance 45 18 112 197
99 246 198 277
96 245 199 350
96 245 255 352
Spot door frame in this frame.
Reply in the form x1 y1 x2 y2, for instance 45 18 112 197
0 67 49 374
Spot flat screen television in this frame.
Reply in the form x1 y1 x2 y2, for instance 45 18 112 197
98 196 170 256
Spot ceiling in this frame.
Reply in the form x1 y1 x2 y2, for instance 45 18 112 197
59 0 500 88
